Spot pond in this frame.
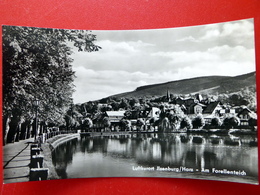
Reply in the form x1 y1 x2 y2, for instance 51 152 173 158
51 132 258 184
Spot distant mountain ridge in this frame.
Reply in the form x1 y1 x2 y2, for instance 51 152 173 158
110 71 256 99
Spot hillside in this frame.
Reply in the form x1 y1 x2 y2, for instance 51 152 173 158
110 71 256 99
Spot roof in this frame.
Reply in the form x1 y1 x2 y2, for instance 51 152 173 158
195 103 206 107
204 114 216 119
237 107 257 118
203 101 220 114
106 111 125 117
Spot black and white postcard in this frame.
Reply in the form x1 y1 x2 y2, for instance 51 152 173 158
2 18 258 184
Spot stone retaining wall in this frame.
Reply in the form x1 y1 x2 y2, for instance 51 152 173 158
41 133 80 180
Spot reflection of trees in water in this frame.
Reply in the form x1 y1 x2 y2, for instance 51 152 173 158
132 133 185 166
79 137 93 153
53 132 258 178
182 150 218 170
79 136 109 153
133 133 257 175
203 151 217 169
82 133 258 170
52 138 78 178
184 151 197 168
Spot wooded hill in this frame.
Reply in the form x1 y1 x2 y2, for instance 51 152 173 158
110 71 256 99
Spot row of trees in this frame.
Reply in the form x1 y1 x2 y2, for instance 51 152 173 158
76 104 246 133
217 86 257 112
156 105 243 132
3 26 101 144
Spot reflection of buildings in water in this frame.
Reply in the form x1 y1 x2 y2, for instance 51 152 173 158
75 133 257 176
151 142 161 160
79 137 94 152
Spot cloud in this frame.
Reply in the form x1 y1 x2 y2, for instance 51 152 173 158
199 19 254 48
152 44 255 68
71 19 255 103
72 68 150 102
176 36 199 42
201 29 221 40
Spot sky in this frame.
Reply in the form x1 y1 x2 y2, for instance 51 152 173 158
70 19 256 104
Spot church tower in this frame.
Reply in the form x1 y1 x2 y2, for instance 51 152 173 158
166 88 170 102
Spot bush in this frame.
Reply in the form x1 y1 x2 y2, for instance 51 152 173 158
210 117 222 128
192 114 205 129
222 116 240 129
180 116 193 129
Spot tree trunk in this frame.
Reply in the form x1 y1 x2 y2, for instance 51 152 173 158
14 123 21 142
20 121 28 140
26 121 33 139
7 115 21 143
3 115 10 145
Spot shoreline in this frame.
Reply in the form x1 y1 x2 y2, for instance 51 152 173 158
42 130 257 181
41 134 80 180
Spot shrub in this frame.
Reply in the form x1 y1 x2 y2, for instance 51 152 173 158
180 116 193 129
192 114 205 129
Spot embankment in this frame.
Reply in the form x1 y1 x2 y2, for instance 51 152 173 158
41 133 80 180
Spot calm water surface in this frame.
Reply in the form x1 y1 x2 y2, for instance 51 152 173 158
52 132 258 184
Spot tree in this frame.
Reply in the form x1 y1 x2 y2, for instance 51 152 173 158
81 118 93 132
119 98 130 110
159 117 170 132
248 117 257 129
64 105 82 131
64 115 77 131
124 110 132 119
3 25 101 143
192 114 205 129
120 119 132 131
222 116 240 129
210 117 222 128
149 117 160 131
180 115 193 130
229 116 240 128
166 105 184 131
129 98 139 108
102 117 111 131
136 118 145 131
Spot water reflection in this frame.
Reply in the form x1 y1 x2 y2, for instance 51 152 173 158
52 138 78 178
52 132 258 183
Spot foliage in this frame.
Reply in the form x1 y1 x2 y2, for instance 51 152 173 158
210 117 222 128
217 87 256 111
180 116 193 129
81 118 93 131
120 119 131 131
165 105 184 130
159 117 170 132
103 117 111 128
248 117 257 128
3 25 101 143
222 116 240 129
136 118 145 131
192 114 205 129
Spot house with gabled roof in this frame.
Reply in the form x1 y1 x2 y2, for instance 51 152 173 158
203 101 221 116
237 106 257 126
186 102 206 116
105 111 126 123
202 101 222 124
